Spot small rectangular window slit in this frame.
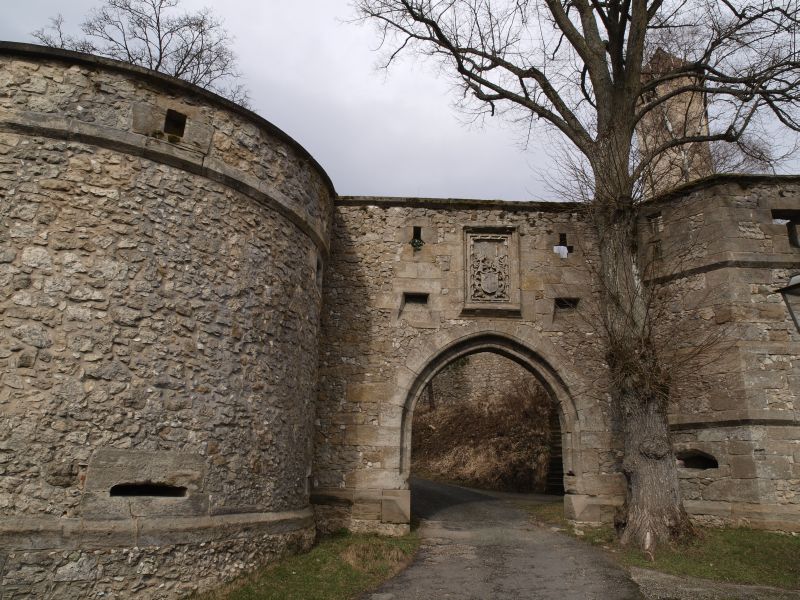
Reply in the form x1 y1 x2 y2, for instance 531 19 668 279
403 292 429 305
647 212 664 235
110 482 187 498
554 233 573 257
164 109 187 138
555 298 579 310
411 226 424 250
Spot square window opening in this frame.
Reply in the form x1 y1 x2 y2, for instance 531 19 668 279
403 292 429 306
164 109 187 138
555 297 579 310
554 233 574 256
772 209 800 248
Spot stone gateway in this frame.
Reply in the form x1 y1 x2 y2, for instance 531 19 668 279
0 42 798 598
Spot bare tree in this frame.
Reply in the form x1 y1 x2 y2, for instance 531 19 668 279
32 0 248 105
355 0 800 551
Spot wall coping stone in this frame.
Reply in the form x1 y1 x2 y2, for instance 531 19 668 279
646 173 800 206
0 507 314 550
340 174 800 212
337 195 584 211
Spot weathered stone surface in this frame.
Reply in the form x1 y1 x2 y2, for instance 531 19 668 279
381 489 411 524
0 46 332 599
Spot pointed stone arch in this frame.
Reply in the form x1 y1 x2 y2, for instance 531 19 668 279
398 331 581 484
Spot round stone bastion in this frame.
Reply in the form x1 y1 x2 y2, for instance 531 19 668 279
0 42 334 598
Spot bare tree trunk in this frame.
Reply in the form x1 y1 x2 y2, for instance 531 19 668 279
617 383 690 552
593 194 693 551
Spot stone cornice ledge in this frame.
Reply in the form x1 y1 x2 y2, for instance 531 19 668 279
337 195 584 212
669 410 800 431
0 507 315 550
0 41 336 198
0 108 330 256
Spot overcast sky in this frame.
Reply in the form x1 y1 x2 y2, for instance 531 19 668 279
1 2 797 200
1 0 554 200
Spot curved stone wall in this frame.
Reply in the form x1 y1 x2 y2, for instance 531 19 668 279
0 44 333 598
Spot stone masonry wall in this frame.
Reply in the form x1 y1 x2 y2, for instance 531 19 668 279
0 45 333 598
314 198 622 532
641 178 800 530
315 179 800 534
423 351 545 410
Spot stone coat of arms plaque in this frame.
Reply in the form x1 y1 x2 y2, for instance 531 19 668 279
463 227 520 315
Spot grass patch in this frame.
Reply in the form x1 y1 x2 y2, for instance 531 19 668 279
524 501 800 590
198 530 419 600
622 527 800 589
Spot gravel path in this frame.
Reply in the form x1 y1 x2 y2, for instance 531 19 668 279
630 567 800 600
365 478 644 600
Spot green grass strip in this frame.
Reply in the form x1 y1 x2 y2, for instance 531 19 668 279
200 531 419 600
525 502 800 590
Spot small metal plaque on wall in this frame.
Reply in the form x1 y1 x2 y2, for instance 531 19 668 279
463 226 521 315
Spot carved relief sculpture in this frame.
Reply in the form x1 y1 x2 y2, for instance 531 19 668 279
463 227 520 314
470 235 510 302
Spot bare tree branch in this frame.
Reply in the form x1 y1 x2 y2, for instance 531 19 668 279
32 0 249 106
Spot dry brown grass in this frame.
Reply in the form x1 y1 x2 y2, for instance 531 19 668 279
340 541 408 572
412 384 554 492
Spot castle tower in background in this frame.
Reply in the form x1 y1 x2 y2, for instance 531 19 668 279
637 48 714 197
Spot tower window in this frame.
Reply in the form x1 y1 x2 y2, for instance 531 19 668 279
772 209 800 248
647 212 664 235
164 109 187 138
411 226 424 250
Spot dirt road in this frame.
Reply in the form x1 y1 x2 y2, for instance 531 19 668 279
366 478 643 600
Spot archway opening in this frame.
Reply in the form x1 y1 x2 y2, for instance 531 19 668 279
410 350 566 496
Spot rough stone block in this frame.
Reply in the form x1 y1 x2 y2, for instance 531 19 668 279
563 494 618 523
346 382 393 404
345 469 402 489
381 489 410 524
684 500 733 519
575 473 626 496
729 455 757 479
344 425 380 446
310 488 354 506
758 456 794 479
703 479 761 503
352 500 382 520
